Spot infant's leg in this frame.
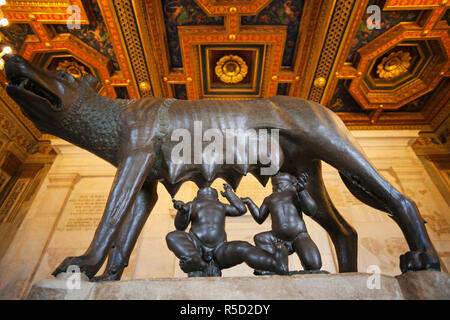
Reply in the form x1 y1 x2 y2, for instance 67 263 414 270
293 232 322 271
166 231 207 273
215 241 288 274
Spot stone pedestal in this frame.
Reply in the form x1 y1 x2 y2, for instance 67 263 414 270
396 271 450 300
26 271 449 300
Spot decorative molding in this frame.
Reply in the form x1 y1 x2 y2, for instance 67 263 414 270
47 173 81 189
111 0 153 97
194 0 272 16
2 0 89 24
307 0 357 102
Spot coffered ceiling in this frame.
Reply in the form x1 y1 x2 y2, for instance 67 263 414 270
0 0 449 141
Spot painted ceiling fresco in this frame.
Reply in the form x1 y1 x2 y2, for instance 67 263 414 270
162 0 224 68
241 0 303 67
52 0 120 71
0 0 448 133
346 5 421 62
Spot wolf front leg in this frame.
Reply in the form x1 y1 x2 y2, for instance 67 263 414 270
52 152 155 279
91 181 158 282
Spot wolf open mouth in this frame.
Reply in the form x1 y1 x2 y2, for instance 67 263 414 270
8 76 61 110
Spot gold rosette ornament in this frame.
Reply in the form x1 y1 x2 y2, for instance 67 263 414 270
215 55 248 84
376 51 412 80
56 60 89 79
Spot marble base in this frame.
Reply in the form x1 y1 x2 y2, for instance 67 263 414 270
26 271 449 300
395 270 450 300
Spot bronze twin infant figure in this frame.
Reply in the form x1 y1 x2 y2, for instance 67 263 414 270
167 172 323 277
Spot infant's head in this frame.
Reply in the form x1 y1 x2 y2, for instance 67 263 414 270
197 186 218 199
271 172 296 192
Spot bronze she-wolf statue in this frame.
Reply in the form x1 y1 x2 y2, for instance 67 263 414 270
4 54 440 281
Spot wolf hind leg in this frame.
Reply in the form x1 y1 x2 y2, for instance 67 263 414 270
322 144 440 273
300 160 358 273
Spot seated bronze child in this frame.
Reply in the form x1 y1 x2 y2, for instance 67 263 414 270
166 184 289 277
242 172 323 275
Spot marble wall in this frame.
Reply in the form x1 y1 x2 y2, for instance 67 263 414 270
0 130 449 299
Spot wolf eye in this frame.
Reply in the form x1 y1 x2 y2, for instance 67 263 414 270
56 70 75 82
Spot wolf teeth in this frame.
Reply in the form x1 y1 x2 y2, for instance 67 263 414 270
18 78 28 89
10 76 27 86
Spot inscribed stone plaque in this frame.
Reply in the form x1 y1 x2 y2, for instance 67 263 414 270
57 193 108 232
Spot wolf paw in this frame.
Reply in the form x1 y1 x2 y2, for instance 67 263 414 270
400 251 440 273
90 267 123 282
52 254 102 279
253 270 276 276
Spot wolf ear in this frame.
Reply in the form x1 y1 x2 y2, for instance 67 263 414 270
81 74 99 89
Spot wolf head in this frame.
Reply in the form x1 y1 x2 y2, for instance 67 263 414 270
4 54 100 133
